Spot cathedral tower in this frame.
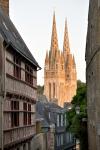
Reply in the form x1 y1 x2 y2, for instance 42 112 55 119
44 14 77 107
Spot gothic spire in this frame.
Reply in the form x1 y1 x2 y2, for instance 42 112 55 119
73 55 76 67
50 12 58 53
63 19 70 55
45 51 49 63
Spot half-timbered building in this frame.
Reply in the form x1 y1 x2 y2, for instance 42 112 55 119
0 1 40 149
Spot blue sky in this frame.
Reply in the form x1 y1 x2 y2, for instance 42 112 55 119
10 0 89 85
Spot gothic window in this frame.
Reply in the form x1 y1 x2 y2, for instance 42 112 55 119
53 83 55 98
11 101 19 127
25 64 33 85
67 74 69 79
14 56 21 79
49 83 51 99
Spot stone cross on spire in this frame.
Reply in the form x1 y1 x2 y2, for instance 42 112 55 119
63 19 70 56
50 12 58 55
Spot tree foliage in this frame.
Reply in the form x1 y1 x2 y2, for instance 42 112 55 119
67 80 88 150
37 85 44 95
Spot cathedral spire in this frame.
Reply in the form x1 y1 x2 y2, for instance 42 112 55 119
45 51 49 63
73 55 76 67
63 19 70 55
50 12 58 53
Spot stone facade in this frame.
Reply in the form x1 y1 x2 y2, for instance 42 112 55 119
44 13 77 107
86 0 100 150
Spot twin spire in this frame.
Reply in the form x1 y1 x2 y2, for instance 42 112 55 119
63 19 70 54
51 12 58 53
51 12 70 55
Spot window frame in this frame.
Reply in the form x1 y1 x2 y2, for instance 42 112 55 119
25 64 33 85
11 101 19 127
23 103 31 125
14 56 21 79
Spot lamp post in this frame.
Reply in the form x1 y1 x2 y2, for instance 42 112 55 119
74 105 80 150
75 106 80 115
75 105 88 150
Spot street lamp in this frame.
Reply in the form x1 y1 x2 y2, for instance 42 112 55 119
75 106 80 114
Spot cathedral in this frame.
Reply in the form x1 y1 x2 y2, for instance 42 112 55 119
44 13 77 107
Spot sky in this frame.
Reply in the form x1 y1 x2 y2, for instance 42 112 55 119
10 0 89 85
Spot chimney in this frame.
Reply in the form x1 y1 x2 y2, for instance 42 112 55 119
0 0 9 16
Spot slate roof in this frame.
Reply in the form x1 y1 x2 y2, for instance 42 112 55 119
0 7 40 69
36 101 66 128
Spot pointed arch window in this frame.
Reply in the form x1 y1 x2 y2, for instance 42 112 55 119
53 83 55 98
49 83 51 100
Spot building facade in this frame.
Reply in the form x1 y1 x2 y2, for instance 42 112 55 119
86 0 100 150
36 101 76 150
44 13 77 107
0 1 40 150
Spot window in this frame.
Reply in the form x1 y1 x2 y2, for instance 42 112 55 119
61 114 63 126
11 101 19 127
23 103 27 125
28 104 31 125
14 56 21 79
65 114 67 126
53 83 55 98
57 114 59 127
49 83 51 99
57 135 59 146
23 144 26 150
25 65 33 85
23 103 31 125
61 134 63 145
